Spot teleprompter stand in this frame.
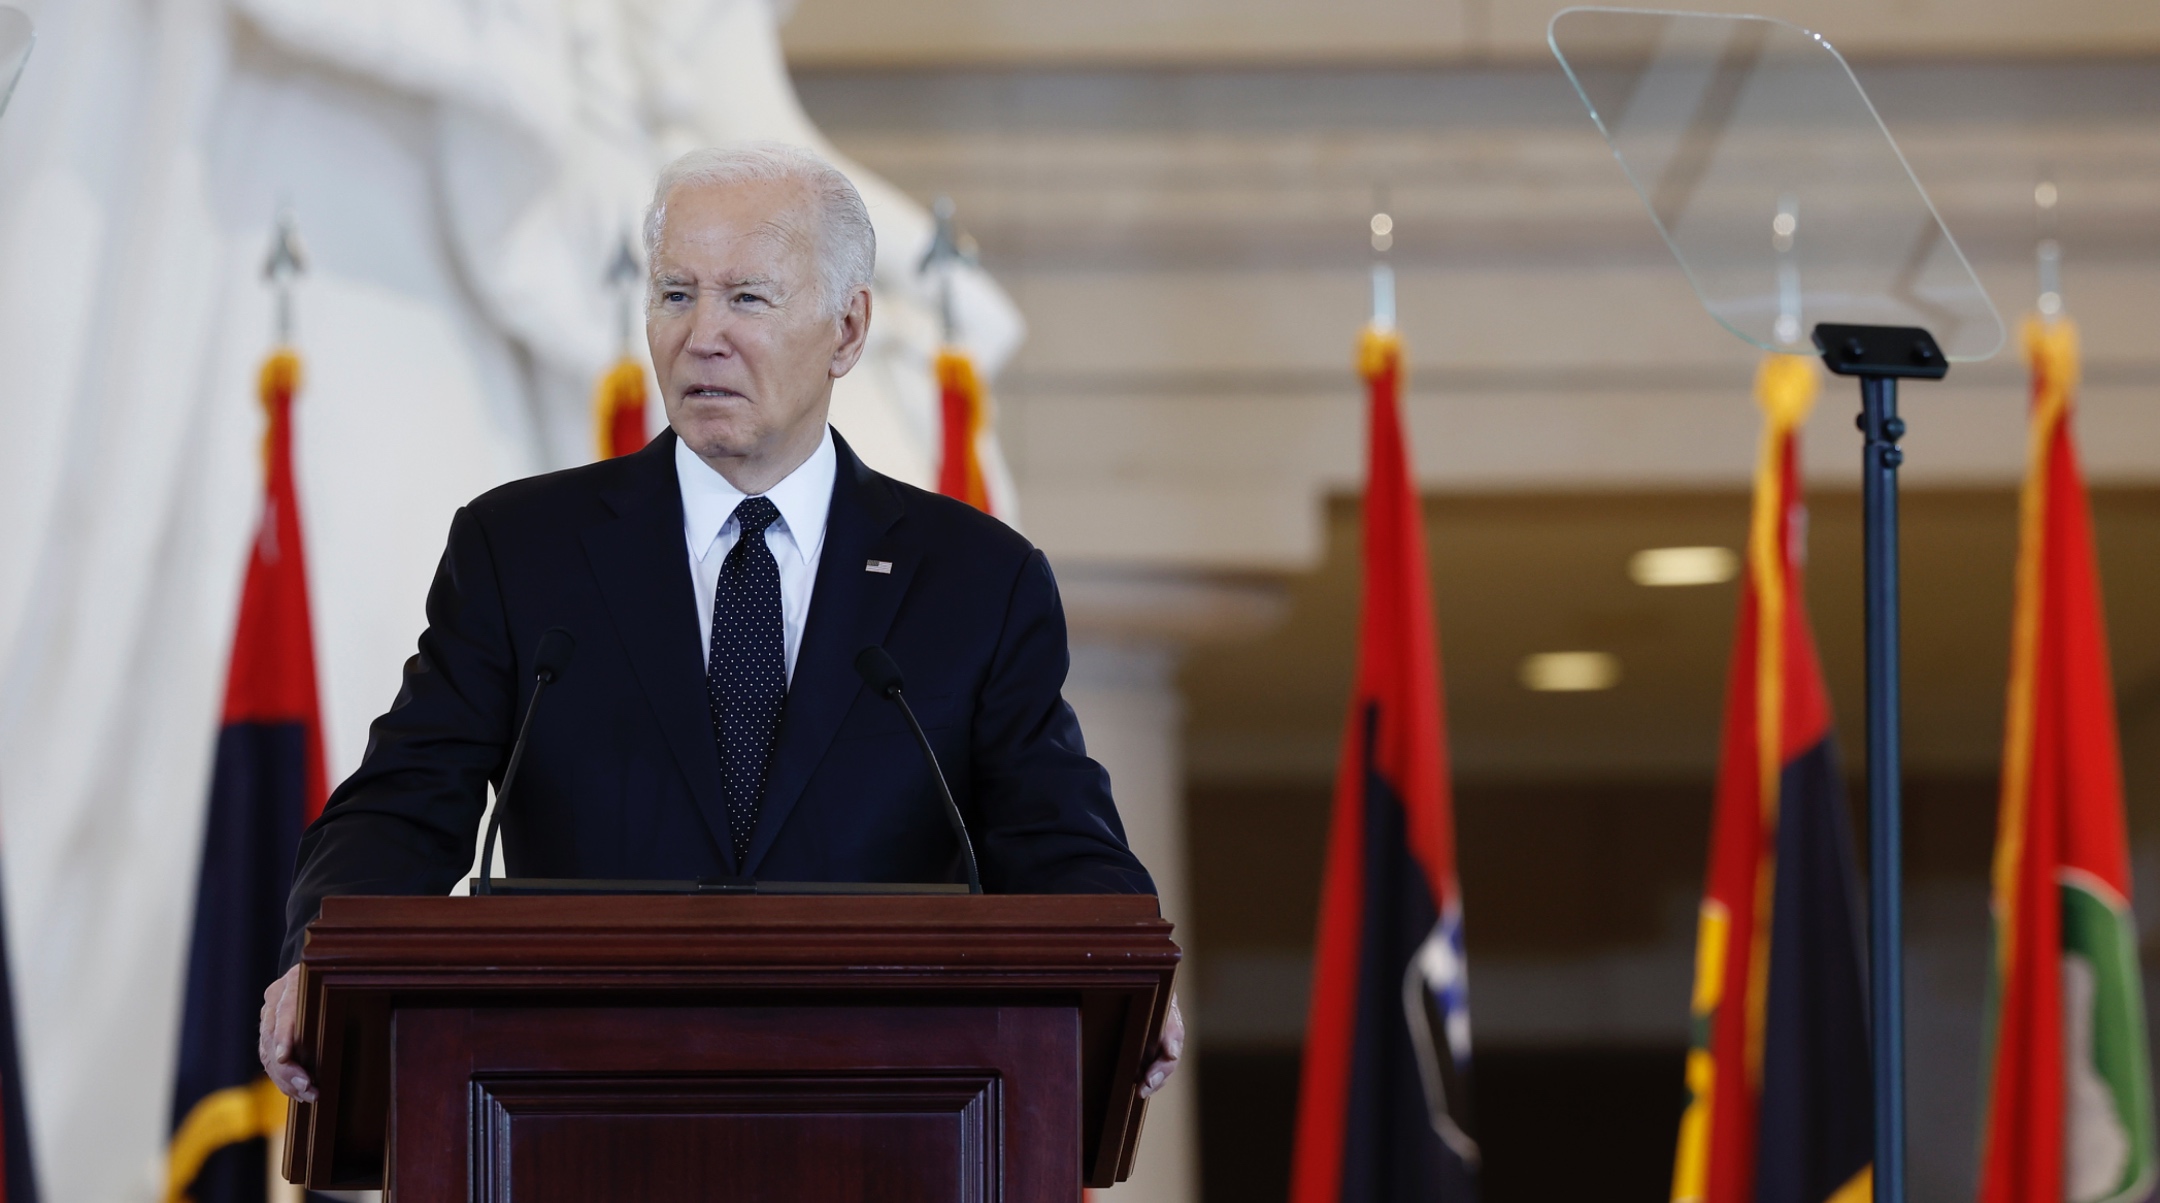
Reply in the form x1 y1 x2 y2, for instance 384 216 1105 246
1813 321 1949 1203
1551 11 2006 1202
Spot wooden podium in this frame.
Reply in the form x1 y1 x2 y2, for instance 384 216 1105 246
281 894 1178 1202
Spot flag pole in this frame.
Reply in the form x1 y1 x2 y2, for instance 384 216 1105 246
2035 176 2062 322
921 195 966 345
1369 199 1394 331
607 232 641 358
263 208 306 345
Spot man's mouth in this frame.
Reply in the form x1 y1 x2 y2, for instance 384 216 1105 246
685 387 745 401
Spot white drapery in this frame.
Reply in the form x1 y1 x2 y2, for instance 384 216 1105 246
0 2 1021 1198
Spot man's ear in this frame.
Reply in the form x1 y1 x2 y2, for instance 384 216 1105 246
829 286 873 378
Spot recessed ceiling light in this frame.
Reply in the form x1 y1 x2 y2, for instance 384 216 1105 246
1519 651 1622 692
1629 546 1740 587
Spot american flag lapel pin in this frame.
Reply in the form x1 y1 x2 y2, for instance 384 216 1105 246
865 559 893 574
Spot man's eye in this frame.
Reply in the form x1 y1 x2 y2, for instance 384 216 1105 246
735 293 767 306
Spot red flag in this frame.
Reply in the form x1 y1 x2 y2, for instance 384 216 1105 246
1977 315 2155 1203
1289 325 1474 1203
594 357 650 460
934 347 993 513
219 349 329 796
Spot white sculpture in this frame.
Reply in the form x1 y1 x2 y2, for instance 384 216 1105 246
0 2 1019 1198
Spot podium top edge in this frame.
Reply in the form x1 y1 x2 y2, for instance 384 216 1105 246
300 893 1180 979
310 891 1170 933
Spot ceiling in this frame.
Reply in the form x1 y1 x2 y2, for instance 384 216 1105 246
805 62 2160 579
802 61 2160 273
782 0 2160 67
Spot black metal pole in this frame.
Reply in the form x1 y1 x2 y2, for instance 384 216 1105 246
1860 373 1905 1203
1814 323 1941 1203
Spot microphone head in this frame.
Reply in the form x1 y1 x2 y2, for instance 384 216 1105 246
853 646 905 697
534 627 576 683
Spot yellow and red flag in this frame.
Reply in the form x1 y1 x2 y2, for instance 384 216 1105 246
594 357 649 460
1977 316 2155 1203
1672 355 1871 1203
934 346 994 514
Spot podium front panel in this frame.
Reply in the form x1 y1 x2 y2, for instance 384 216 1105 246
394 1005 1079 1202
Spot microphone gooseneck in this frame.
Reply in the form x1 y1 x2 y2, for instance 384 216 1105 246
854 646 982 894
477 627 576 895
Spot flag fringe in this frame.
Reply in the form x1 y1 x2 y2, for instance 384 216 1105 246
1742 355 1815 1092
164 1079 286 1203
1989 315 2077 977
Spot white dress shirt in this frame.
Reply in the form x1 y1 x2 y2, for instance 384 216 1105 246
675 426 836 684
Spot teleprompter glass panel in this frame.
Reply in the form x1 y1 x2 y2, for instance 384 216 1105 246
1549 7 2003 361
0 7 30 123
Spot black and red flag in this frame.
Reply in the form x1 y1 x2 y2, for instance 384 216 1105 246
1289 322 1476 1203
1670 356 1871 1203
165 347 328 1203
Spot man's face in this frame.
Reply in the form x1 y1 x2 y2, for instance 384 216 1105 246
647 178 868 474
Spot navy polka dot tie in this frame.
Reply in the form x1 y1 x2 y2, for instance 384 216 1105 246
707 495 785 867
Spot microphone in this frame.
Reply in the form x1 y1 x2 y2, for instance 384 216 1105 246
476 627 575 896
854 646 982 894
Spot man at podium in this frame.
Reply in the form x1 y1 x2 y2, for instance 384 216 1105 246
259 142 1180 1103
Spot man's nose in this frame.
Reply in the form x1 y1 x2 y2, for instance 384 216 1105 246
684 295 735 356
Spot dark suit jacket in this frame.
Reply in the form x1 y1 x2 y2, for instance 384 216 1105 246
282 428 1153 966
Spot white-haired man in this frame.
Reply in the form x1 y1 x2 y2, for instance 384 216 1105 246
259 142 1182 1101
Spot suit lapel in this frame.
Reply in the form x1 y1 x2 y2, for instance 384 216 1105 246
580 432 738 870
744 431 914 876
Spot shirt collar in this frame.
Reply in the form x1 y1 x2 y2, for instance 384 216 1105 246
675 425 836 566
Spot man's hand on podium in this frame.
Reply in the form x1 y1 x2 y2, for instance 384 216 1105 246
259 964 316 1101
1139 993 1184 1098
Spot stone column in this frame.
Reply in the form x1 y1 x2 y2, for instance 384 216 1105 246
1058 569 1286 1203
